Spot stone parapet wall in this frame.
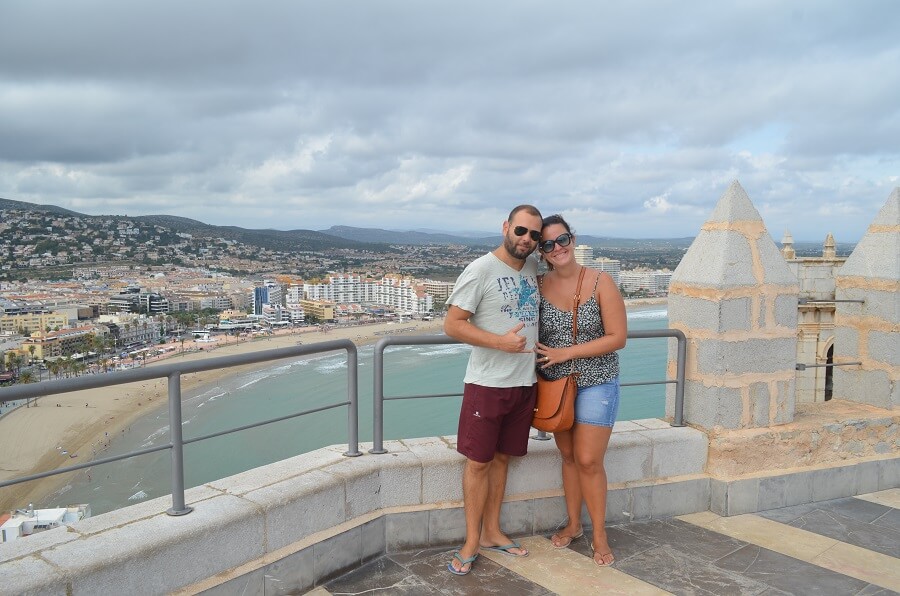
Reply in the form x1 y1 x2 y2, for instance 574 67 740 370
833 189 899 410
666 181 799 430
0 421 707 595
705 400 898 477
2 415 895 594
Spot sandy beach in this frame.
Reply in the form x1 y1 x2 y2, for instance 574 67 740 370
0 318 446 511
0 298 667 511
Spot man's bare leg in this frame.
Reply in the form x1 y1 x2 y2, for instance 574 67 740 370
450 458 490 573
479 452 528 555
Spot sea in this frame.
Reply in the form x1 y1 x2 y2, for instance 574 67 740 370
45 305 669 515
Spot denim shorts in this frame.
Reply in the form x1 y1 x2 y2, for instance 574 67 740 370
574 378 620 427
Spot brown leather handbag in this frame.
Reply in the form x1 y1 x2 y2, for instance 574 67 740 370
532 267 586 433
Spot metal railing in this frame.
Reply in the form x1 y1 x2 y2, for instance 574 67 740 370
370 329 687 454
0 340 360 515
795 361 862 371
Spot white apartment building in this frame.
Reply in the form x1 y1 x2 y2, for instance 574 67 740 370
286 284 305 305
574 244 594 265
198 295 233 310
589 257 621 285
285 305 305 324
98 314 162 346
619 270 673 295
261 304 286 325
572 245 622 285
302 274 433 314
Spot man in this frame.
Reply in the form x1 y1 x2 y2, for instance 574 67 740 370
443 204 542 575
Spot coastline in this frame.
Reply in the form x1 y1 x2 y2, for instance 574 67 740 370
0 318 446 511
0 298 667 511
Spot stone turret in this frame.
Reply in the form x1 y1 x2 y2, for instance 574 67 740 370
823 233 836 259
781 230 795 259
832 188 899 409
666 181 799 429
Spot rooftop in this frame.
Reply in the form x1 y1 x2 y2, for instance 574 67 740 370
312 490 899 595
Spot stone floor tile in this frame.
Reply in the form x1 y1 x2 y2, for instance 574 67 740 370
323 557 440 595
816 496 894 524
756 501 824 524
556 524 657 564
677 512 839 561
788 509 900 558
617 518 747 562
714 543 869 595
813 542 900 593
872 508 900 533
390 546 551 595
855 584 900 595
683 510 900 592
855 489 900 509
614 545 772 595
482 536 669 595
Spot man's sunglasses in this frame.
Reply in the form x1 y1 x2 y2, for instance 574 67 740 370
539 232 573 253
513 225 541 242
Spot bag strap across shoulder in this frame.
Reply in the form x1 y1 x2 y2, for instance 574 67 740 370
569 266 587 375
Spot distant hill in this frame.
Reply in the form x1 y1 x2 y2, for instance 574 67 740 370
2 196 702 252
0 197 83 217
320 226 696 249
0 197 372 252
319 226 495 247
133 215 370 252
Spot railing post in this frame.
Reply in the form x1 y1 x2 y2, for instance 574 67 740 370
531 429 551 441
344 345 362 457
672 330 686 427
369 339 387 454
167 372 193 516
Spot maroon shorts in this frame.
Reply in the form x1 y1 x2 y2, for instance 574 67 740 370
456 383 537 463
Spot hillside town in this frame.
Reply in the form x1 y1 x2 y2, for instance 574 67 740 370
0 205 675 392
0 267 672 391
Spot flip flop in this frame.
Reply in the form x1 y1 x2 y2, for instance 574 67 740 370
482 541 529 557
447 551 478 576
551 529 584 549
590 542 615 567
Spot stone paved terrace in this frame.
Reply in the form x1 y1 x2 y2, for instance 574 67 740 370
306 489 900 596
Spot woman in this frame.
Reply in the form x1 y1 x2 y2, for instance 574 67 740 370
534 214 627 567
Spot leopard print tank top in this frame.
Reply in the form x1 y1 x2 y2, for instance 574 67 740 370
538 274 619 387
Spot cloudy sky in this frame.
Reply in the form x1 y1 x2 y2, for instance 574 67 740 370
1 1 897 241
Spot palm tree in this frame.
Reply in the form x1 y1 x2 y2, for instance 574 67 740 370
17 369 36 406
27 344 37 365
7 353 24 375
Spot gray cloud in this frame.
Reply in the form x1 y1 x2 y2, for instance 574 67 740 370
0 0 897 241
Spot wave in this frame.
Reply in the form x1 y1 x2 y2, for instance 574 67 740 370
128 490 148 501
146 425 170 443
235 377 265 391
416 344 473 357
315 357 348 374
627 308 668 321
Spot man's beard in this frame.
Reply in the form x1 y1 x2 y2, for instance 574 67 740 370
503 233 534 260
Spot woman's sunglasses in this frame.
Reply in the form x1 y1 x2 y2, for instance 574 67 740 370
539 232 573 253
513 225 541 242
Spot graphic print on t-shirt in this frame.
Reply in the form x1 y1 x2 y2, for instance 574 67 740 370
496 275 538 326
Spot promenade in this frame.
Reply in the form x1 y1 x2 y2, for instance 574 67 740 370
314 489 900 595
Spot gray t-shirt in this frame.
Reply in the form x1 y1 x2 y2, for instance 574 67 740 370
447 252 539 387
